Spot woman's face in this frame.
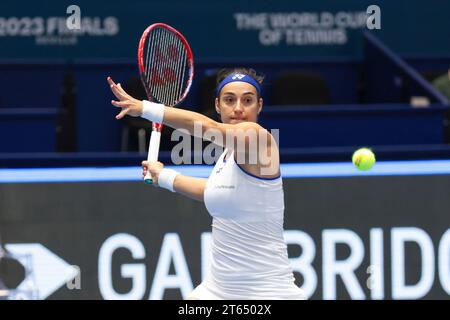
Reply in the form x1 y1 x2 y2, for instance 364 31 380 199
215 82 263 124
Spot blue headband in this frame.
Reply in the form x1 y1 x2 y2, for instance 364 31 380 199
216 73 262 97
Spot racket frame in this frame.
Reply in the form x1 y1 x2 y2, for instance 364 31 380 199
137 23 194 184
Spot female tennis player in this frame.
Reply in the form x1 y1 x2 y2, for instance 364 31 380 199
108 68 305 300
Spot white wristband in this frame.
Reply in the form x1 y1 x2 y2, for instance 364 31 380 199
158 168 180 192
141 100 165 123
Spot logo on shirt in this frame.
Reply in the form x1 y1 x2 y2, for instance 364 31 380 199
214 185 235 189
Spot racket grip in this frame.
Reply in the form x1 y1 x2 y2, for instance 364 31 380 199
144 129 161 185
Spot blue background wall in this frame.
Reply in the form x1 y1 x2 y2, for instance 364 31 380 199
0 0 449 61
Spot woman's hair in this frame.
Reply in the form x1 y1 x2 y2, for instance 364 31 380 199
215 68 265 97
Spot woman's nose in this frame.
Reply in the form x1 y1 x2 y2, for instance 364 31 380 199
234 101 244 112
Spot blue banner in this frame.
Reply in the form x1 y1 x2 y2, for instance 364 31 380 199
0 0 448 60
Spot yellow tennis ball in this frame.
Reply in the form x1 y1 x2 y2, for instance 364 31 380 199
352 148 376 171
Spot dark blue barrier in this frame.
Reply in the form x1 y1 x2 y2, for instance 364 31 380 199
0 60 66 108
259 104 448 148
2 145 450 169
3 144 450 169
363 32 449 105
405 55 450 76
0 108 58 152
280 144 450 163
0 101 447 158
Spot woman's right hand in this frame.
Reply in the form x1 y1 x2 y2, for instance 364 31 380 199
107 76 143 120
142 160 164 186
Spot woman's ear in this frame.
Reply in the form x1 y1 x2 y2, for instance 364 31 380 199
258 97 263 114
215 97 220 114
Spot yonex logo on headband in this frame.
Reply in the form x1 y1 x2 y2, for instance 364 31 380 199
231 74 246 80
216 73 262 97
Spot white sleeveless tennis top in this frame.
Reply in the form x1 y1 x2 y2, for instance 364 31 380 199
196 148 305 300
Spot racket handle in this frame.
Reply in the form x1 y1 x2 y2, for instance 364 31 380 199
144 129 161 185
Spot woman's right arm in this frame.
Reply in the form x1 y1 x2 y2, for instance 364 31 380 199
173 175 207 202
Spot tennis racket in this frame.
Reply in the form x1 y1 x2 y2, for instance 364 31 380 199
137 23 194 184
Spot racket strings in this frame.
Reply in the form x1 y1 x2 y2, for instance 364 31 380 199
143 27 189 106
